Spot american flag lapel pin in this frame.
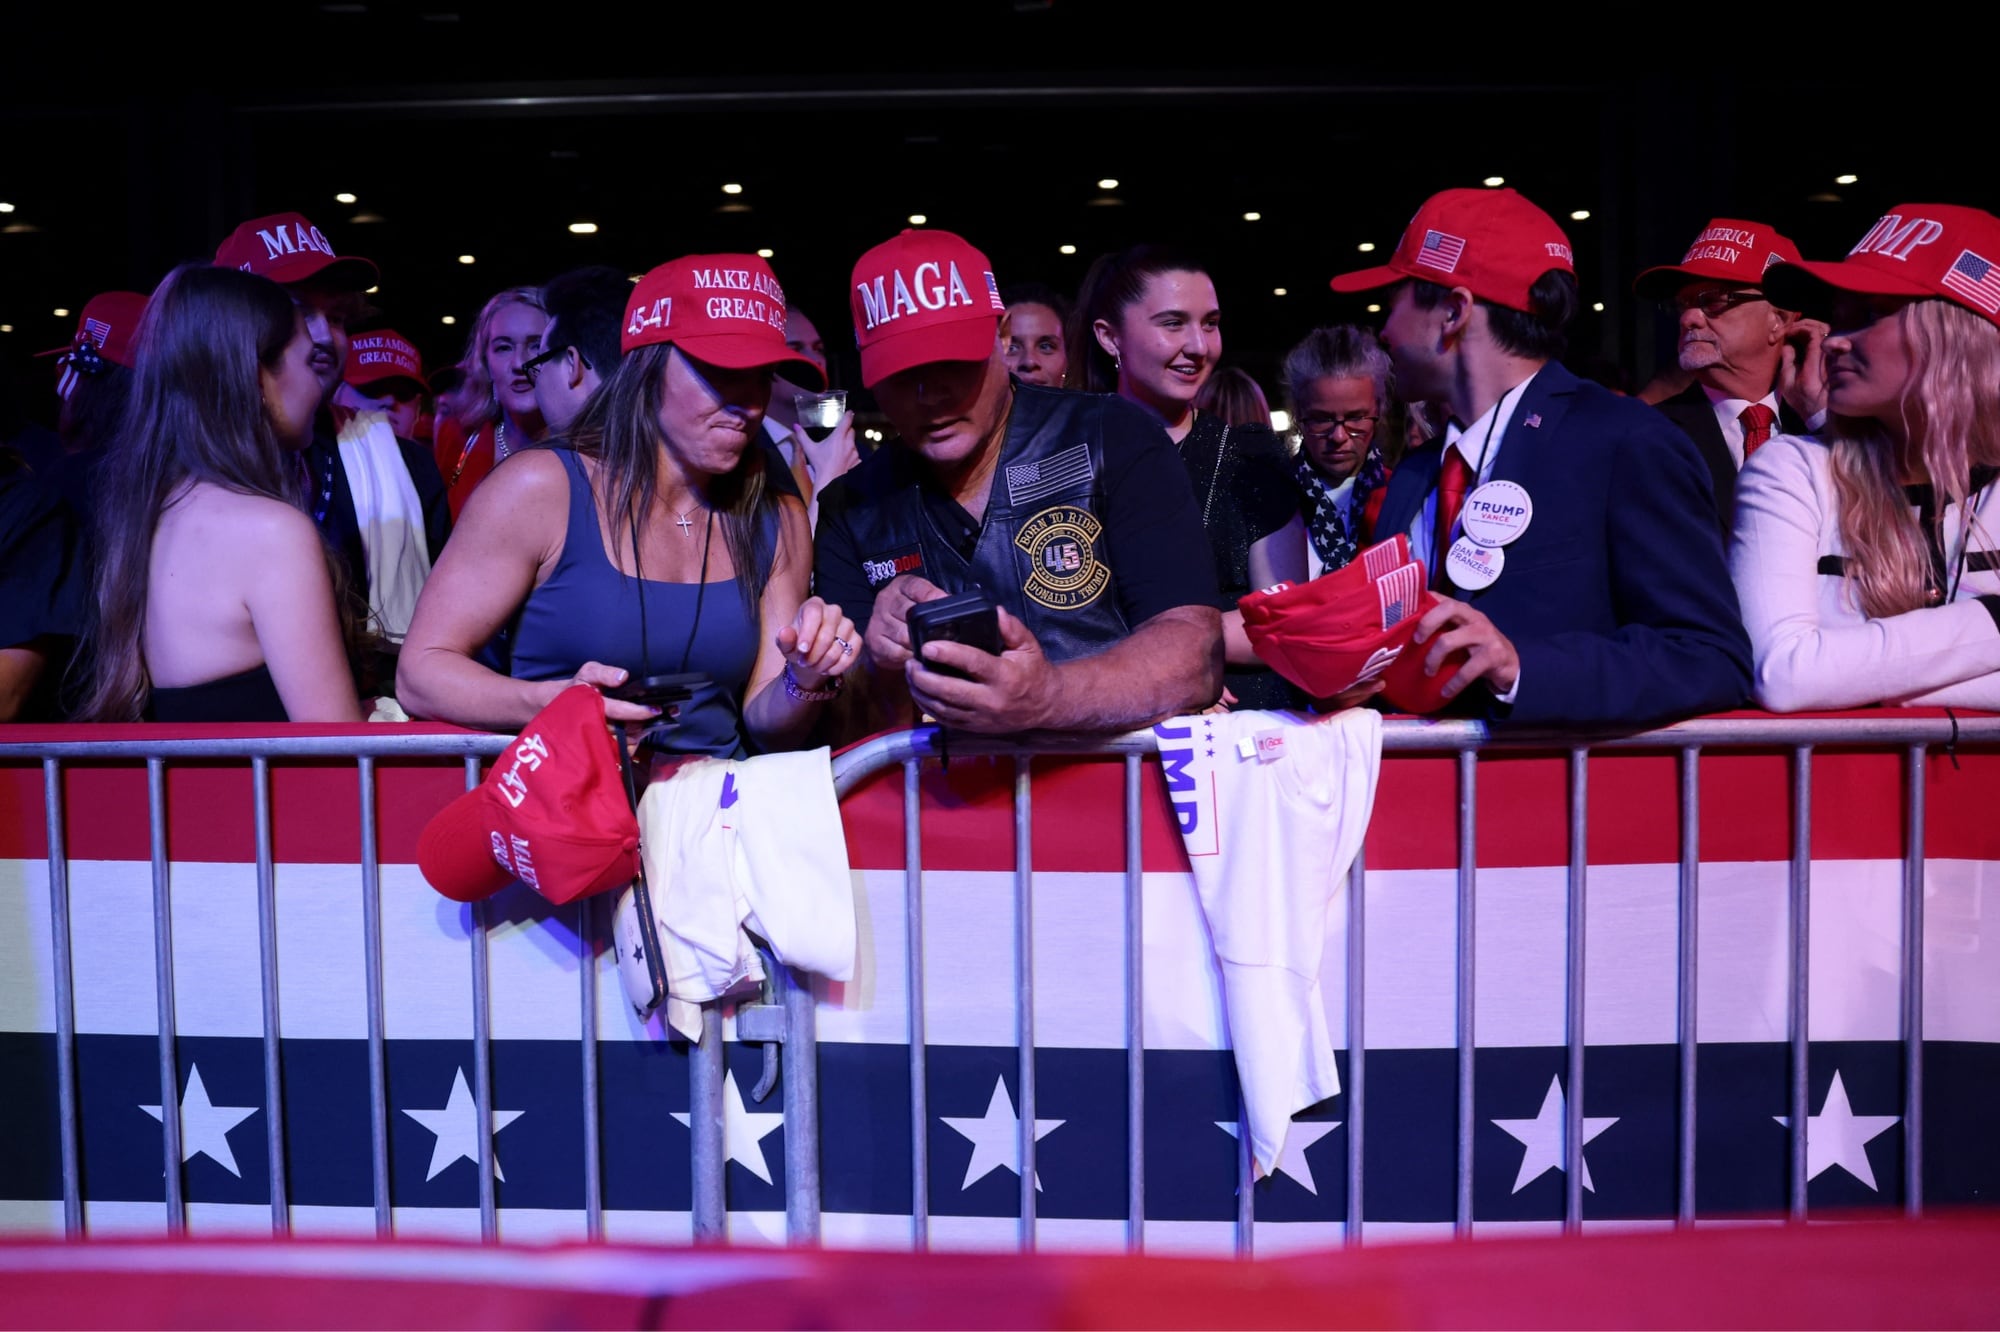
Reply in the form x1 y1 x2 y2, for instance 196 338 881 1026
1524 413 1542 428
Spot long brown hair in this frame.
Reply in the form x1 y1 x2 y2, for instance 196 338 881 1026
1065 244 1208 393
76 264 306 721
560 343 788 623
1826 298 2000 618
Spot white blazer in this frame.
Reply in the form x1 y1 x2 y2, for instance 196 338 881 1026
1729 432 2000 712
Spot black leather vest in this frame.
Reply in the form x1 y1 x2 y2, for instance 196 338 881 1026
839 384 1132 663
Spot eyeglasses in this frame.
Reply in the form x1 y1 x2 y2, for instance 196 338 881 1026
520 345 570 383
1299 411 1379 438
1673 289 1768 319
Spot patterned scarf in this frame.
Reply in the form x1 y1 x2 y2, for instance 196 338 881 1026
1294 443 1388 571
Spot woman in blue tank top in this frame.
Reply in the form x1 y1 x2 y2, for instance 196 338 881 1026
396 254 861 756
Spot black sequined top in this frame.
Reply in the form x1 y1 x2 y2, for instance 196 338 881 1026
1178 412 1304 710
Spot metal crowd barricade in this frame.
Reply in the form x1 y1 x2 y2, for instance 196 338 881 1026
825 712 2000 1253
6 711 1996 1248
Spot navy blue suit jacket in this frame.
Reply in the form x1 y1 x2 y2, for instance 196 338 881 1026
1374 362 1751 728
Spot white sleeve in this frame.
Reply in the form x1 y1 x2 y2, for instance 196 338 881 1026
1731 436 2000 711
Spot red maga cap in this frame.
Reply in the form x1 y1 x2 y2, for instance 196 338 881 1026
1764 203 2000 329
344 330 427 390
215 212 379 288
1331 188 1574 313
1633 219 1803 300
36 291 148 367
1240 536 1441 700
417 686 640 906
849 228 1006 388
621 253 826 387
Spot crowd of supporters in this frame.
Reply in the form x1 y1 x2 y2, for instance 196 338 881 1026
4 188 1998 747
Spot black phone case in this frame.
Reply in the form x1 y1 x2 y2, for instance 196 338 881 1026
909 594 1003 677
605 671 708 705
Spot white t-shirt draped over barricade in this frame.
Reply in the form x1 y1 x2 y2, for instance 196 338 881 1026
334 411 431 644
1155 707 1382 1178
630 747 857 1041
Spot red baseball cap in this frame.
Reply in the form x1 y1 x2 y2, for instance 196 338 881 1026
344 330 427 391
1331 188 1575 313
621 253 826 387
1763 204 2000 329
1633 218 1802 300
214 212 379 289
417 686 640 906
36 291 149 367
1240 537 1437 699
849 228 1006 387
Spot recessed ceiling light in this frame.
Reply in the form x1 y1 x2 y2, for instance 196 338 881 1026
0 202 18 213
1242 211 1262 222
1 224 38 235
365 286 379 294
0 325 12 333
722 183 743 195
1357 242 1376 253
1059 244 1077 255
457 254 475 265
569 221 598 234
52 307 68 318
1273 287 1287 296
350 212 385 224
1592 302 1605 313
1836 173 1859 186
334 192 357 205
908 213 928 225
1366 304 1382 314
1570 209 1591 221
756 248 774 258
1483 176 1505 188
441 315 456 325
1097 178 1119 190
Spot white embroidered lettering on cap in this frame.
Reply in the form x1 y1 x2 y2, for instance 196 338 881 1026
856 261 975 329
627 297 672 337
1850 214 1946 262
1460 480 1533 548
256 223 334 262
1446 536 1504 591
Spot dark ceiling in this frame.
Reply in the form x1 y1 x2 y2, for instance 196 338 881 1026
2 4 1987 416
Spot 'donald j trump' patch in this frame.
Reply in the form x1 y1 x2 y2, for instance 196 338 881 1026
1016 505 1110 611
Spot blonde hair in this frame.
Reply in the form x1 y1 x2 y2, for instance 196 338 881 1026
455 286 546 431
1826 298 2000 617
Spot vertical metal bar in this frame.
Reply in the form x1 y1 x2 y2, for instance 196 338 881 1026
782 963 822 1244
1344 848 1366 1248
357 758 391 1237
1563 747 1588 1235
1902 744 1927 1217
1235 1101 1254 1257
1014 755 1036 1251
1788 745 1812 1222
43 759 82 1237
148 758 185 1236
464 755 498 1241
689 1005 727 1239
250 757 288 1235
1676 746 1701 1229
903 759 929 1248
579 894 603 1241
1454 750 1477 1238
1123 753 1145 1253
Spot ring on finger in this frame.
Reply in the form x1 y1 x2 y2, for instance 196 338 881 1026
833 636 852 654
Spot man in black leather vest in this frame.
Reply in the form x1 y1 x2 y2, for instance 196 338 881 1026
813 228 1222 736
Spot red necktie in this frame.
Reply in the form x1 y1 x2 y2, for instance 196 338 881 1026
1434 447 1475 576
1740 402 1777 459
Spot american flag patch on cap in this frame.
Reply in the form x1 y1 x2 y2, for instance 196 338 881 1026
83 317 113 347
1361 538 1404 581
1941 249 2000 315
1376 561 1423 630
985 270 1005 310
1415 230 1467 275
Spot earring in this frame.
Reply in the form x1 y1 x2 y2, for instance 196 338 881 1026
1112 355 1122 372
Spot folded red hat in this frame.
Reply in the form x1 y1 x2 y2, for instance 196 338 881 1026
1763 203 2000 330
1331 187 1574 313
215 211 378 289
622 252 826 387
418 686 640 905
1240 537 1433 699
1633 218 1803 301
849 228 1007 388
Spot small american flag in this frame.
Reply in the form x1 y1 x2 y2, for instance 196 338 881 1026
1361 537 1404 581
83 317 112 347
1376 561 1424 630
1415 230 1466 275
984 270 1004 310
1941 249 2000 315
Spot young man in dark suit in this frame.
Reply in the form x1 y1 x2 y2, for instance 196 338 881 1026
1330 188 1751 729
1634 219 1829 535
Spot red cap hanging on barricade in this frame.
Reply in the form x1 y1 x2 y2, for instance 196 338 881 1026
848 228 1007 387
1763 203 2000 329
417 686 640 905
1632 218 1802 300
1330 187 1574 313
621 252 826 387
